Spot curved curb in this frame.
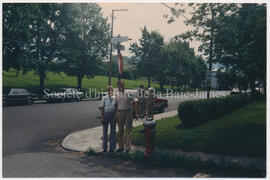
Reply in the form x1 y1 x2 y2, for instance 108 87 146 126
61 110 178 152
61 127 103 152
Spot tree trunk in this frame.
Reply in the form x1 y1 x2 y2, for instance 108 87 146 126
39 73 45 97
147 76 151 89
263 79 266 95
160 81 164 92
171 83 174 91
77 75 83 90
250 79 256 99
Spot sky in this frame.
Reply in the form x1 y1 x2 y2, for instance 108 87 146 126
98 3 201 58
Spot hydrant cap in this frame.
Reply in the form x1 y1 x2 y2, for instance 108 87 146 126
143 121 157 126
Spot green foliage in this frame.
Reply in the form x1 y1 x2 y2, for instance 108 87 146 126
166 4 237 62
109 149 264 177
214 4 266 96
58 4 110 89
133 100 266 157
129 27 164 88
3 4 31 72
85 149 96 156
178 94 251 127
3 69 167 96
162 39 207 91
3 3 111 93
166 4 266 96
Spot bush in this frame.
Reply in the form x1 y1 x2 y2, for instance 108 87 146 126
178 94 251 128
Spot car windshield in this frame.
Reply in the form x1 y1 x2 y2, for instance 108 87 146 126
10 89 29 95
57 89 67 93
69 88 78 92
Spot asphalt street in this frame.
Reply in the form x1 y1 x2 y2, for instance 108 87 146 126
3 91 228 177
3 97 182 156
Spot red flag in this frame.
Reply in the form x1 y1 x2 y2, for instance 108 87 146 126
118 53 123 75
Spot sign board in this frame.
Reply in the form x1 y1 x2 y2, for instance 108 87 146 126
113 43 125 51
206 72 212 81
111 36 130 44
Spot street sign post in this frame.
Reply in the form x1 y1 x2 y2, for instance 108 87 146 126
111 36 130 44
112 43 125 51
206 71 212 82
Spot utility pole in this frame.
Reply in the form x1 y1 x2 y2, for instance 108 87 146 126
108 9 128 86
207 9 214 99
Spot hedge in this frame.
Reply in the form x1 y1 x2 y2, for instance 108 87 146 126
178 94 251 128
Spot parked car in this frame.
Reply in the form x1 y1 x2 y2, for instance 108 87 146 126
99 88 119 100
44 88 83 103
126 89 169 115
97 89 168 118
3 88 38 106
154 96 169 113
230 88 241 95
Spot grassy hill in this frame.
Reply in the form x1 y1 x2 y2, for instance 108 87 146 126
3 69 167 95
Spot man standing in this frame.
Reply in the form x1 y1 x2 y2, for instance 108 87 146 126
137 84 146 119
99 86 117 152
115 80 138 152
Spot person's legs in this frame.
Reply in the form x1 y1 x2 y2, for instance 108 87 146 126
141 100 146 118
137 101 141 118
139 101 144 118
150 103 154 119
124 110 133 151
145 102 149 119
117 111 125 150
103 112 109 151
109 111 116 151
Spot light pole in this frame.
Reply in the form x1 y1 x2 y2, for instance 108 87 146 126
108 8 128 86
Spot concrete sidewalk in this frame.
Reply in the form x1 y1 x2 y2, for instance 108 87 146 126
61 109 265 171
61 110 177 152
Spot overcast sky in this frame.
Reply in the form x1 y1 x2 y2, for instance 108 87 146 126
98 3 201 58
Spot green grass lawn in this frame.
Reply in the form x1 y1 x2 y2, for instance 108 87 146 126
3 70 170 95
132 100 266 157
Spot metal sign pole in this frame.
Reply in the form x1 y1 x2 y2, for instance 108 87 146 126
117 45 121 80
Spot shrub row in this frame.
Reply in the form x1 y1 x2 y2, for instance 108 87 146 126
178 94 251 128
85 149 264 177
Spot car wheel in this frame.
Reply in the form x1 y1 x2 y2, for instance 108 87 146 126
61 97 65 103
159 105 165 113
27 98 33 105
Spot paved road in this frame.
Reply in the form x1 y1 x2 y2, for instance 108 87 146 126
3 95 191 156
3 91 229 177
3 100 102 156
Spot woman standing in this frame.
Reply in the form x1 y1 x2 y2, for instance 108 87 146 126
99 86 117 152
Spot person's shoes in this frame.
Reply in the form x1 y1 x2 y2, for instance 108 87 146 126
102 149 107 153
116 148 124 153
108 149 115 153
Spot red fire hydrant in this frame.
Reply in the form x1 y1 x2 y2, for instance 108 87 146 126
141 118 157 157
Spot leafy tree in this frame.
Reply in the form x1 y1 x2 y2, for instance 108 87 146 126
3 4 63 95
214 4 266 96
129 27 164 88
165 4 236 67
216 71 237 90
3 4 32 74
59 4 110 90
26 4 64 95
162 39 206 92
99 60 118 77
191 56 207 88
